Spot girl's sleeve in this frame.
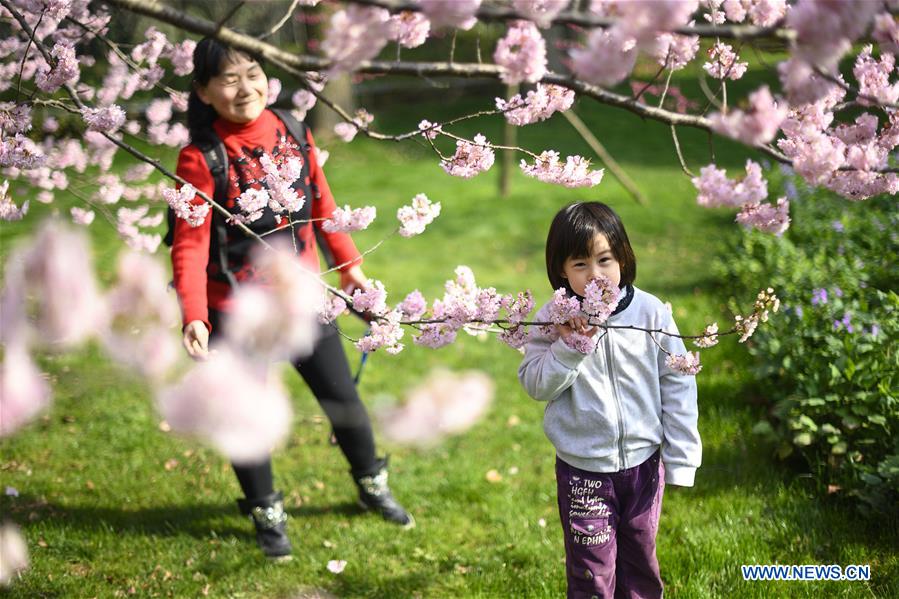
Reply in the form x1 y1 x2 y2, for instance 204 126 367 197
656 310 702 487
517 305 588 401
171 145 215 331
306 128 363 272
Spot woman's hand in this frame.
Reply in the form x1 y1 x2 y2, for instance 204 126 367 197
556 315 598 342
339 265 368 295
182 320 210 361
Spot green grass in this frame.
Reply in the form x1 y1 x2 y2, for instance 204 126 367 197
2 90 897 598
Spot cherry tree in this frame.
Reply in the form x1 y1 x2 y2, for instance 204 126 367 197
2 4 897 556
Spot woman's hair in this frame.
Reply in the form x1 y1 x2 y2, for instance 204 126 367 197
545 201 637 292
187 37 259 145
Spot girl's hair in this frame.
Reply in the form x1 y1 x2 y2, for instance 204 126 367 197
187 37 260 145
545 201 637 292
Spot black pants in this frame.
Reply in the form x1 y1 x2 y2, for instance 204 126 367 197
209 310 380 500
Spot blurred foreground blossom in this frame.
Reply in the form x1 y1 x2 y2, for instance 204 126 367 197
0 344 51 437
0 522 28 585
378 369 494 447
326 559 347 574
156 348 291 464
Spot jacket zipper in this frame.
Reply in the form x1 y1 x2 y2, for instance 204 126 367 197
604 330 627 470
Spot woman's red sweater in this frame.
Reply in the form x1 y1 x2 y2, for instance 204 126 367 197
171 109 361 331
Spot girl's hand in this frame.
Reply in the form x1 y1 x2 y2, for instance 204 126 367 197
556 316 598 341
339 265 368 295
182 320 210 361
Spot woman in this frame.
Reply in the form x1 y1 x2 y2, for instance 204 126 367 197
171 37 413 560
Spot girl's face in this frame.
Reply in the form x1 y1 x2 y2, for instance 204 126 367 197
561 232 622 296
196 54 268 124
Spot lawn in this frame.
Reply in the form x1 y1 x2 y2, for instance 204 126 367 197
1 83 897 598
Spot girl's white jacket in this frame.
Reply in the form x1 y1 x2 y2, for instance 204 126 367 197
518 286 702 486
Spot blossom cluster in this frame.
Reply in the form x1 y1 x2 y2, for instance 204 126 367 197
397 193 441 237
322 205 377 233
441 134 496 179
495 84 575 126
493 20 547 85
520 151 604 188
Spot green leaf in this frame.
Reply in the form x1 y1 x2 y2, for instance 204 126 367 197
831 442 847 455
794 432 813 447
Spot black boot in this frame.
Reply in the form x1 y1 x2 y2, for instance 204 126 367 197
236 491 292 560
352 457 415 529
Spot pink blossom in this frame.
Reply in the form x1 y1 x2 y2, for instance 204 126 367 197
70 206 95 225
292 89 317 119
115 206 163 253
123 162 155 183
35 42 79 92
397 193 441 237
322 6 392 75
441 134 495 179
167 39 195 76
825 171 899 201
318 295 347 324
102 251 179 379
0 103 31 134
0 343 51 437
1 221 106 347
170 91 188 112
398 290 428 319
494 20 547 85
163 184 209 228
786 0 878 71
748 0 786 27
81 104 126 133
131 26 168 66
653 27 700 71
570 27 637 86
694 322 719 348
157 347 292 464
418 119 443 140
616 0 699 47
873 13 899 55
352 280 389 316
786 132 845 185
0 186 28 221
512 0 569 28
233 187 268 224
145 98 172 125
723 0 749 22
520 151 604 188
853 45 899 107
499 325 532 350
389 11 430 48
0 522 29 584
356 310 405 354
322 205 376 233
43 116 59 133
563 331 598 354
377 369 494 447
665 351 702 375
334 122 358 143
691 160 767 208
703 42 747 80
736 197 790 236
414 322 458 348
0 134 45 170
709 86 787 145
496 84 575 126
581 275 620 323
95 173 124 204
501 290 534 325
225 246 323 361
548 288 582 324
267 78 281 106
416 0 481 31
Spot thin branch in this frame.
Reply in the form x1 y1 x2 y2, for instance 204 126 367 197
671 124 695 177
260 0 302 40
561 110 646 205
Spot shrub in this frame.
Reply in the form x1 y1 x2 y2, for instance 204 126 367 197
715 168 898 514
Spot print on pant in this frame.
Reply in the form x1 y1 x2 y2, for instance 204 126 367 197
556 452 665 599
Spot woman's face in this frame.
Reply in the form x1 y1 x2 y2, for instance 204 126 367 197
196 54 268 124
561 233 622 296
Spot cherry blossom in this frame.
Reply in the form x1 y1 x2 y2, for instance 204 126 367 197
440 134 495 179
397 193 441 237
694 322 719 348
495 84 575 126
377 369 494 447
520 151 604 188
34 42 79 92
665 351 702 375
0 343 51 437
0 522 29 584
703 42 747 80
570 27 637 87
81 104 126 133
322 205 376 233
417 0 481 31
512 0 569 28
322 5 392 75
163 183 210 227
494 20 547 85
736 197 791 236
709 85 787 146
691 160 767 208
389 11 430 48
581 275 620 323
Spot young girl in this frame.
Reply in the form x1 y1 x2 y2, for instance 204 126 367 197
171 38 413 560
518 202 701 598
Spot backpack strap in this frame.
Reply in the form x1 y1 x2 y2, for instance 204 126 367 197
199 134 240 290
271 107 337 270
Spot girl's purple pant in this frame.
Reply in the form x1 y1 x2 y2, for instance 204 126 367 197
556 451 665 599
